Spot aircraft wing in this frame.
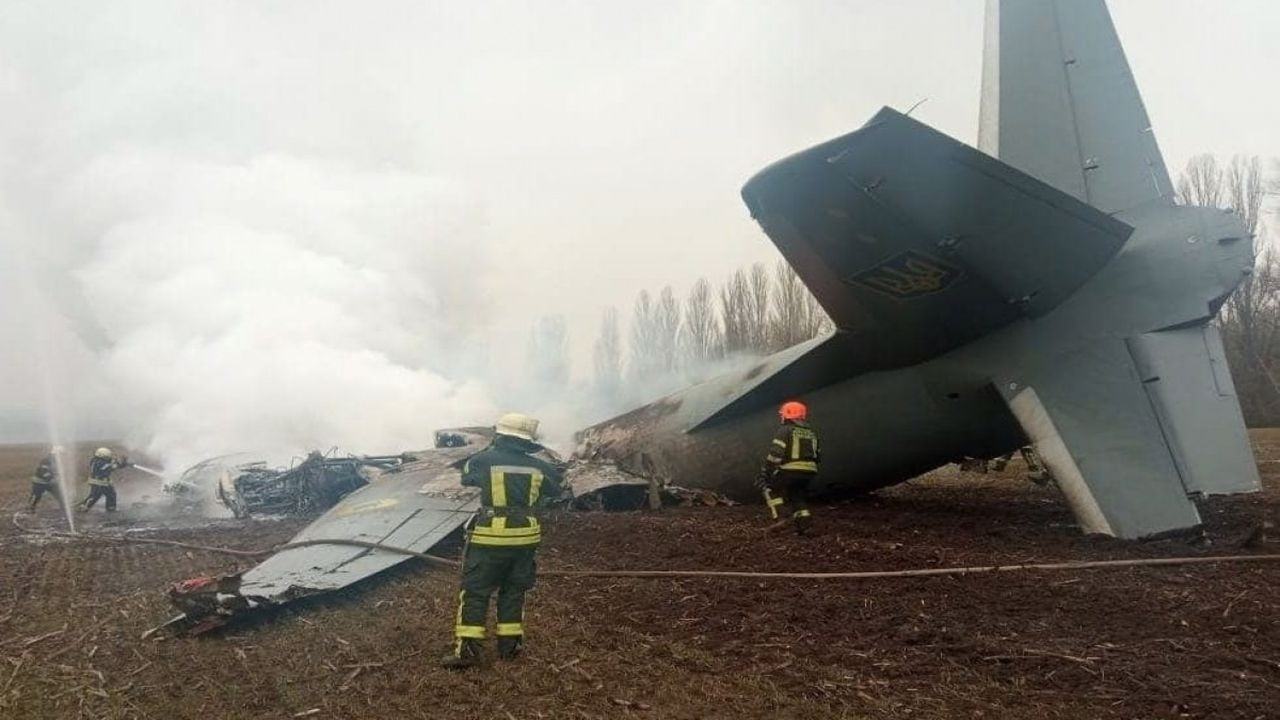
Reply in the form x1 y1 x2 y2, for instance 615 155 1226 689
237 470 479 600
163 448 480 634
978 0 1174 215
742 107 1132 371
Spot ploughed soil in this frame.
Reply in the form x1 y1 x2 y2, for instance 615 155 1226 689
1 437 1278 720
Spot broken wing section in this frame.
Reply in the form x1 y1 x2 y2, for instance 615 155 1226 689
978 0 1174 215
1127 325 1261 496
742 108 1131 370
239 468 478 599
166 450 480 634
999 340 1200 538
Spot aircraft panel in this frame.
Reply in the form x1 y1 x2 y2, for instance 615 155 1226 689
999 339 1201 538
238 463 479 600
1127 325 1262 496
978 0 1174 215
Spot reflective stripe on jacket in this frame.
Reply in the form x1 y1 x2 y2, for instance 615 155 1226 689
461 436 565 547
765 421 820 474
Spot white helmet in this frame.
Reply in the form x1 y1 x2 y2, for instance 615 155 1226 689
94 447 113 459
50 445 65 455
494 413 539 442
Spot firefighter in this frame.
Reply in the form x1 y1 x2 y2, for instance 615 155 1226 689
79 447 127 513
28 447 64 513
441 413 567 669
757 400 819 535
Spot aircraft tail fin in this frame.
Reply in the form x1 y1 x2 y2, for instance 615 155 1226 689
979 0 1174 215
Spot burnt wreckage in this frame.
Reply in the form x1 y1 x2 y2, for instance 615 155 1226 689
160 432 725 635
172 452 406 518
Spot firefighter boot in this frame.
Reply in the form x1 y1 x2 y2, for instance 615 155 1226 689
497 636 524 660
793 509 814 536
440 638 483 670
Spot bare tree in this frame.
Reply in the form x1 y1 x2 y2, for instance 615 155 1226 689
592 307 622 400
746 263 771 352
767 260 828 350
680 278 721 367
719 269 751 356
654 286 681 374
628 289 660 382
526 315 569 389
1177 154 1224 207
1226 155 1264 237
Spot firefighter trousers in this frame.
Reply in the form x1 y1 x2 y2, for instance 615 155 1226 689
29 482 62 510
764 469 814 531
454 545 537 647
82 484 117 511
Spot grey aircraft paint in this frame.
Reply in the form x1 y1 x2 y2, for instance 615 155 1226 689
577 0 1260 539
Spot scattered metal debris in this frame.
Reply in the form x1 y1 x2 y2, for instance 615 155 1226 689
171 451 406 518
154 431 732 635
218 451 405 518
161 443 483 635
567 461 733 510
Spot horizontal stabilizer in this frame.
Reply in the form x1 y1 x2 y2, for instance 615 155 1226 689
743 108 1132 371
999 340 1200 538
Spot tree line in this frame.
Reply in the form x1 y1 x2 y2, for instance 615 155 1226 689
588 261 832 401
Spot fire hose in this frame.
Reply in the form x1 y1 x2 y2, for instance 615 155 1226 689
13 513 1280 580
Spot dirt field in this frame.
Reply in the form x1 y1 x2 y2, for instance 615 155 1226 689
1 439 1278 720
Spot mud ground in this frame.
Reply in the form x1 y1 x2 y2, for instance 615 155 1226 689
1 437 1278 720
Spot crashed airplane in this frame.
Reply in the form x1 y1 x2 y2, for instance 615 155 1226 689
579 0 1261 539
157 0 1259 635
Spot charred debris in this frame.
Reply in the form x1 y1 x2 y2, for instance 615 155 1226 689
169 426 725 521
155 429 730 635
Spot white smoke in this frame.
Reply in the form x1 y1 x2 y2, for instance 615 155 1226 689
62 152 501 472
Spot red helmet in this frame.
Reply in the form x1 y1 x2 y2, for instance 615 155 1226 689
779 401 808 422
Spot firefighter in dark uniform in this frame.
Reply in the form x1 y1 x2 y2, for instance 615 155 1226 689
80 447 126 513
442 413 567 669
757 401 819 535
28 447 64 513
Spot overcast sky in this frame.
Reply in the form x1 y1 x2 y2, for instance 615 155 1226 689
1 0 1277 448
